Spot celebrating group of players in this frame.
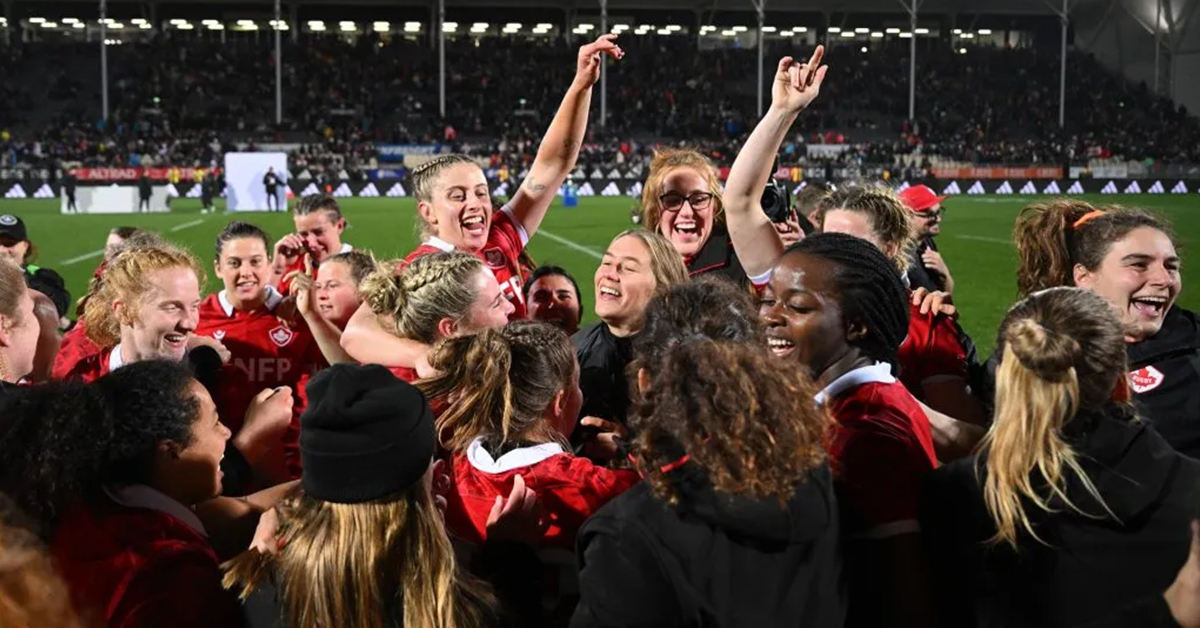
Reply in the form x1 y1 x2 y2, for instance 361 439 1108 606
2 37 1200 628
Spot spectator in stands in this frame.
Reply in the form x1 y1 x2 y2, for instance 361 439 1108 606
921 287 1200 628
759 233 933 628
1013 201 1200 458
422 321 638 550
574 230 688 443
271 194 351 294
573 279 844 627
0 260 39 389
900 185 955 294
523 265 584 335
0 214 71 325
263 167 281 212
357 252 513 382
1 361 243 626
640 149 747 284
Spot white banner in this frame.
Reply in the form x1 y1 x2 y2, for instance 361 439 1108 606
224 152 289 212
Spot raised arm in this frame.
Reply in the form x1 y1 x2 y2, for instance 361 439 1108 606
724 47 828 280
507 34 624 239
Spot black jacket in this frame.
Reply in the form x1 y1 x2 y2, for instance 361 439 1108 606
571 462 846 628
573 323 634 433
23 265 70 319
1128 307 1200 458
906 237 946 293
920 404 1200 628
137 177 151 197
687 228 748 286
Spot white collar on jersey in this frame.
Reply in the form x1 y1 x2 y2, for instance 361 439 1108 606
813 361 896 406
217 285 284 317
465 437 564 474
104 484 208 537
108 343 126 372
425 236 456 252
337 243 353 254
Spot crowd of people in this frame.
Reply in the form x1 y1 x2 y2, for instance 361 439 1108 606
4 33 1200 174
4 38 1200 628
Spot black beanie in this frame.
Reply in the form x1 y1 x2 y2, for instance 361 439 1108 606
300 364 435 504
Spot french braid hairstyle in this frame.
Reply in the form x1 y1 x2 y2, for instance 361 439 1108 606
358 252 486 344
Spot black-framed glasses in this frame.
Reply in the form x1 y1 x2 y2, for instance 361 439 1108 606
659 192 715 212
914 208 943 219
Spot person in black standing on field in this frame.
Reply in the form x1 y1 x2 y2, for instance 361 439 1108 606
921 287 1200 628
264 166 280 212
900 185 954 294
200 170 215 214
137 172 152 213
63 170 78 214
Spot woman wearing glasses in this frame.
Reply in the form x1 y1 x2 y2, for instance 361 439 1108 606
639 150 751 284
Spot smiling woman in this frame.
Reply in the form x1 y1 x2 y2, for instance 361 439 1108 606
1013 201 1200 458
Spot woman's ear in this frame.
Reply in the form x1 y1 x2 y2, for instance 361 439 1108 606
1073 263 1093 289
845 320 868 343
436 317 458 339
157 440 183 462
418 201 437 229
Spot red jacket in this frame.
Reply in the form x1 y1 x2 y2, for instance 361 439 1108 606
444 439 639 550
897 302 970 400
50 488 243 628
53 321 104 381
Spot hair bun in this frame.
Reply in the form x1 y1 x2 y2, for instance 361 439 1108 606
1005 317 1082 381
360 262 405 317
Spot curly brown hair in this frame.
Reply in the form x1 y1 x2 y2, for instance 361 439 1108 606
629 279 827 505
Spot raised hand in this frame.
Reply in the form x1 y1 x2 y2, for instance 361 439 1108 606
285 257 316 318
485 474 548 545
771 46 829 115
274 234 305 266
573 34 625 89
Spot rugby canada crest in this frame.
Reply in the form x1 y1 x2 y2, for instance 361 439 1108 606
1128 366 1165 394
269 326 295 348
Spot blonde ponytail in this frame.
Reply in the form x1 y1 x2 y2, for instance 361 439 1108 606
982 288 1127 548
358 253 486 345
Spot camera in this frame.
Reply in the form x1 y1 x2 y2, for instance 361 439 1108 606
762 178 793 223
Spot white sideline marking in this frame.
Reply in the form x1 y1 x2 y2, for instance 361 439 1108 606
60 217 206 265
60 249 105 266
955 235 1011 245
170 218 206 232
538 229 603 259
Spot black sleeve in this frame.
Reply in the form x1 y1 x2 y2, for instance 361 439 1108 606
25 268 70 318
1075 594 1181 628
570 517 679 628
919 464 988 628
471 540 545 628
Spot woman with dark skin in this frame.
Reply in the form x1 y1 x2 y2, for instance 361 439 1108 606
759 232 934 628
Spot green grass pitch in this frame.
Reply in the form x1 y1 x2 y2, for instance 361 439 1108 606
6 193 1200 355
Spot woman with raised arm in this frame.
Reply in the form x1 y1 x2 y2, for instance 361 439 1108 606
723 49 986 458
921 287 1200 628
1013 201 1200 458
340 35 623 369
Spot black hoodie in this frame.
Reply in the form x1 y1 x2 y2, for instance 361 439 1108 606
571 462 845 628
1127 307 1200 459
920 404 1200 628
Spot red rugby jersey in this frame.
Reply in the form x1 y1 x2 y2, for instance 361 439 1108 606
195 288 325 478
820 362 938 540
53 321 103 381
56 344 117 383
50 486 243 628
402 207 528 320
897 302 970 399
444 438 639 550
276 243 353 295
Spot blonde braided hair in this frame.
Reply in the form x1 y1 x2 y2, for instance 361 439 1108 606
359 252 486 344
410 155 485 240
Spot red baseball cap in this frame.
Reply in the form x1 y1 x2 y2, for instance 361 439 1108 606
899 185 947 213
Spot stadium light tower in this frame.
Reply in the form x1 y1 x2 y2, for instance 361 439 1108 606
100 0 109 122
600 0 607 127
1053 0 1070 128
438 0 446 118
275 0 282 125
751 0 766 116
898 0 920 122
